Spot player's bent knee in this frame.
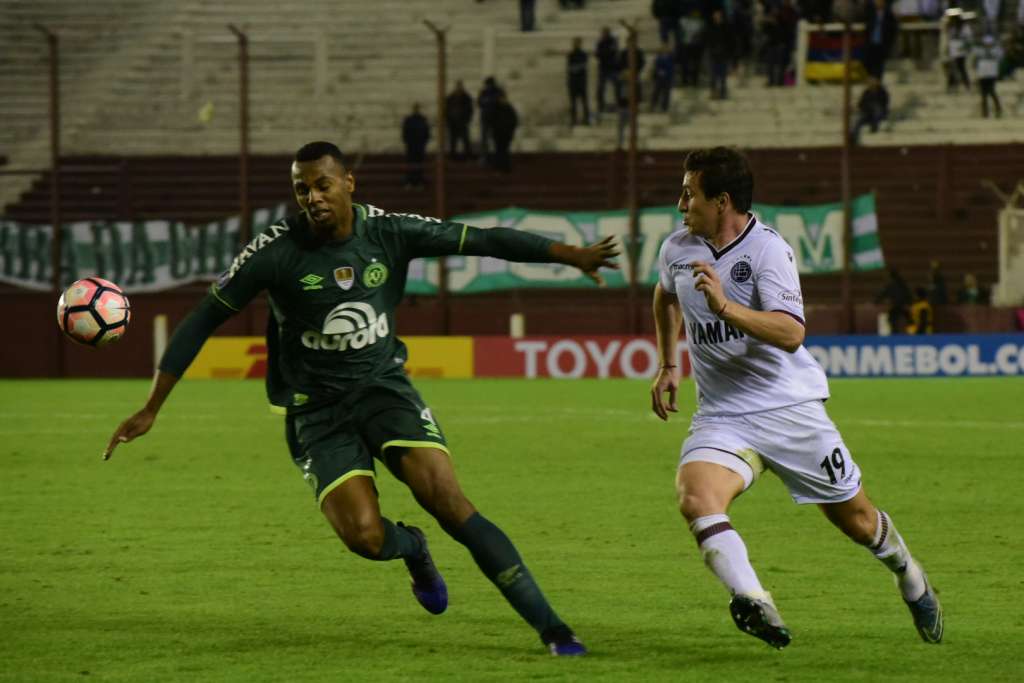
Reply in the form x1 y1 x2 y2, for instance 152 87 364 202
339 517 387 559
678 490 723 522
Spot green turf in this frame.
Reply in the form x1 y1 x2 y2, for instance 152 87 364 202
1 377 1023 682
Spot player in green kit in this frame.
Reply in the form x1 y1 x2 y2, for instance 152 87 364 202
104 141 618 656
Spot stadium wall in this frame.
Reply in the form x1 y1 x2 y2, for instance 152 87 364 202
2 286 1020 378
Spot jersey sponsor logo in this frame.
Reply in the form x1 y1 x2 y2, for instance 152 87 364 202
670 262 694 274
301 301 390 352
363 261 388 288
688 320 746 346
223 223 290 282
334 266 355 290
299 274 324 291
780 290 803 304
730 261 752 283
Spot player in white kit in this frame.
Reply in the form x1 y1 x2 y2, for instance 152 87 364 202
651 147 943 648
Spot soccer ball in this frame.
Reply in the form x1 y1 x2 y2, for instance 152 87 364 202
56 277 131 347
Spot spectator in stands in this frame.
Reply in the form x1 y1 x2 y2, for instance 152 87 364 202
849 77 890 144
906 287 934 334
928 259 948 305
762 0 799 86
863 0 900 80
732 0 756 70
945 12 973 92
567 37 591 125
401 104 430 190
491 94 519 173
677 0 705 86
1007 22 1024 78
652 0 684 47
478 77 505 164
595 28 621 113
875 267 912 332
956 273 986 304
651 43 676 111
446 81 474 160
520 0 537 32
973 33 1004 117
619 41 647 103
707 9 734 99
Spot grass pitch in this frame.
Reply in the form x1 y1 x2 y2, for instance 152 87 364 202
1 377 1022 682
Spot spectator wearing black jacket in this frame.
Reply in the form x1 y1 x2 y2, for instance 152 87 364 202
863 0 899 80
491 94 519 173
567 37 590 125
402 103 430 189
445 81 474 160
706 9 734 99
595 27 621 112
849 77 889 144
652 0 683 47
477 76 505 163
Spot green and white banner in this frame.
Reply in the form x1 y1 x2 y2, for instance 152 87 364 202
406 193 883 293
0 194 882 293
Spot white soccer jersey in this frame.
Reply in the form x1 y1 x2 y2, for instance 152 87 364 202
658 214 829 416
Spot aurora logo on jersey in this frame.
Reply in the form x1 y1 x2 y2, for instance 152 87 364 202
688 320 746 346
301 301 390 351
334 266 355 290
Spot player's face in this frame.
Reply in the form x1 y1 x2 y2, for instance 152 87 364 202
677 171 720 238
291 156 355 236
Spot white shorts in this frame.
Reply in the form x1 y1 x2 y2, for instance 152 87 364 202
680 400 862 504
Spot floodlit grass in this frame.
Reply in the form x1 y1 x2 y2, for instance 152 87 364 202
1 377 1022 682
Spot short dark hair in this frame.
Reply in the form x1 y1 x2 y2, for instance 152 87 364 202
684 147 754 213
294 141 346 167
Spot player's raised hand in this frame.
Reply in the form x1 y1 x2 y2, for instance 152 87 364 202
103 409 156 460
691 260 728 316
650 366 679 421
574 235 621 286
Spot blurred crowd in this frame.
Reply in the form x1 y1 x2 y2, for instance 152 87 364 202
875 261 991 334
400 0 1024 181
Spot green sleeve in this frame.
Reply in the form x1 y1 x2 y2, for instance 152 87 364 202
397 215 555 262
210 229 280 311
158 294 233 377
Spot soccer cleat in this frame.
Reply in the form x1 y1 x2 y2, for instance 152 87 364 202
903 573 943 644
398 523 448 615
729 593 792 650
540 624 588 656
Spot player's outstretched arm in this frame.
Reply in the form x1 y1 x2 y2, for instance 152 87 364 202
458 227 620 285
548 235 621 286
103 295 233 460
651 283 681 421
104 370 178 460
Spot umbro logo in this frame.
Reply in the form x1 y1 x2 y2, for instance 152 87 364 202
299 274 324 290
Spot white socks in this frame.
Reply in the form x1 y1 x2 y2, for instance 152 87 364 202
869 510 927 602
689 514 767 600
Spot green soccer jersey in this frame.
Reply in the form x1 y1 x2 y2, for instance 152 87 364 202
210 203 551 413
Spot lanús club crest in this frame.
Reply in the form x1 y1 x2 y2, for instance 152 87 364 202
730 261 752 283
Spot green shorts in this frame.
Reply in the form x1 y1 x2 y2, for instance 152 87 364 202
285 377 449 507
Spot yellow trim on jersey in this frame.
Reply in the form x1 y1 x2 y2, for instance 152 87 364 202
208 284 240 312
457 224 468 254
355 203 367 221
381 440 451 457
269 405 287 415
317 469 376 508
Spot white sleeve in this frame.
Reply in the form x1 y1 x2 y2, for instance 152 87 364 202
657 236 676 294
754 236 805 323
